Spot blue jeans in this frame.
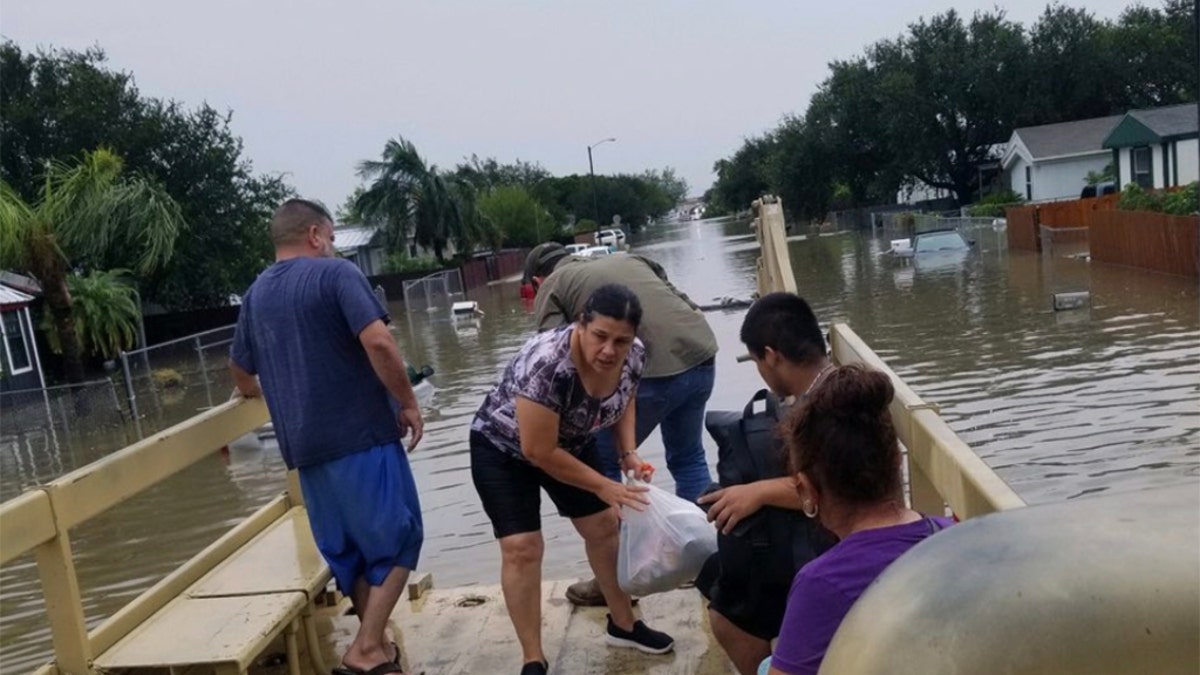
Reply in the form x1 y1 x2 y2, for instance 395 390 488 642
595 362 715 502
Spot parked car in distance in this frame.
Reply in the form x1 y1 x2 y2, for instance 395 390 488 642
564 243 590 255
577 245 614 257
594 228 627 248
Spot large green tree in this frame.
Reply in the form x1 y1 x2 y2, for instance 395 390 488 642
768 116 837 221
477 185 554 246
1109 0 1197 109
640 168 690 206
1024 5 1119 124
452 155 551 192
872 9 1031 204
0 149 185 382
0 43 290 310
708 0 1197 219
708 136 774 215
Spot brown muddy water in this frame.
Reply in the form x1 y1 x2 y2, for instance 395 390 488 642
2 219 1198 671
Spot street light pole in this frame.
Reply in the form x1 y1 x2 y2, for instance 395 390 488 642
587 137 615 241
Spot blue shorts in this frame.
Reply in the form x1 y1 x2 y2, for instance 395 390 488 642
298 442 423 594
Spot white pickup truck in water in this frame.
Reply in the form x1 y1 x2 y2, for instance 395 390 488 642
594 228 626 248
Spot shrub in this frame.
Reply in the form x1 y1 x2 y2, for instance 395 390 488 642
967 190 1023 217
1117 183 1161 211
152 368 184 389
573 218 598 234
1117 182 1198 215
382 252 443 274
1160 183 1199 215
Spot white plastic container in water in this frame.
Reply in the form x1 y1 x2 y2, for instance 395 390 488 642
890 238 913 255
451 301 482 318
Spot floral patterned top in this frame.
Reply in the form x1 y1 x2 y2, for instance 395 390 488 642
471 324 645 460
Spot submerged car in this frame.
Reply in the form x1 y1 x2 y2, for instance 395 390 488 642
577 245 613 257
892 229 971 259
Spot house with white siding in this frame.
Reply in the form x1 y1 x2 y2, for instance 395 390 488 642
0 282 46 393
1001 114 1123 202
333 225 386 276
1102 103 1199 190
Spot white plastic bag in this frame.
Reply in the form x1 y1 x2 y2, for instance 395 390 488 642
617 479 718 596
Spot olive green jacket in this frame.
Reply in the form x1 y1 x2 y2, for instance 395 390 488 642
532 254 718 378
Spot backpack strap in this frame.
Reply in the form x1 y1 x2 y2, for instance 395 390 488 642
742 388 780 420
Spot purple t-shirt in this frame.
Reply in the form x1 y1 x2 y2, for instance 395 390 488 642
771 516 953 675
230 257 397 469
470 324 645 460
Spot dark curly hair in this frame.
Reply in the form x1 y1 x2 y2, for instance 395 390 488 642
581 283 642 330
784 364 901 504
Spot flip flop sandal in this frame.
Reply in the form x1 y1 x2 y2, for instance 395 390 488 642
332 661 404 675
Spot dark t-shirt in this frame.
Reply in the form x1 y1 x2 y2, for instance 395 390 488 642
230 257 398 469
470 325 645 460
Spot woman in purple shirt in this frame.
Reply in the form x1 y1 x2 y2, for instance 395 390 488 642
767 365 953 675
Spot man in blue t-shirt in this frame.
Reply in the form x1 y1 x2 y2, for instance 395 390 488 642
230 198 424 675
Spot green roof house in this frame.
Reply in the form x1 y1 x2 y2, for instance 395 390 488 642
1103 103 1198 190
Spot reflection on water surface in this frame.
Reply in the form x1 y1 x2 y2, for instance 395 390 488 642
2 219 1196 670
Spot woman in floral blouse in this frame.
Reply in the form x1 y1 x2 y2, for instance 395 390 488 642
470 283 675 675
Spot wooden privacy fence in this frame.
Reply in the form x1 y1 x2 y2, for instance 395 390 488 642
1006 195 1120 252
459 249 530 291
1037 194 1120 228
493 249 526 280
459 258 490 290
1090 211 1200 278
1006 206 1039 251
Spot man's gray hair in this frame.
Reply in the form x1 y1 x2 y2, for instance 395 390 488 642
269 198 333 246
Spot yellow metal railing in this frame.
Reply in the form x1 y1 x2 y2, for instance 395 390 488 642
0 397 272 674
751 196 1025 518
751 196 798 298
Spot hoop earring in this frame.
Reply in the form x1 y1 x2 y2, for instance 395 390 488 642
802 501 819 519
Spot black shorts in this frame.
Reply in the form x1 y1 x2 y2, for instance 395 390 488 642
470 431 609 538
695 552 790 641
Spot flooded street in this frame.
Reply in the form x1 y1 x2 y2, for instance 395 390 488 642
3 218 1198 671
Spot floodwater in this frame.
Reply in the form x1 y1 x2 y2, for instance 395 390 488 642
2 218 1198 671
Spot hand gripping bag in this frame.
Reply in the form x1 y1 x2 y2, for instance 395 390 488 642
617 479 718 596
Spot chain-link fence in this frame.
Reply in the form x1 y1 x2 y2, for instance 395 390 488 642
402 269 465 311
0 379 131 441
0 325 240 498
119 325 236 439
874 211 917 235
944 216 1008 253
876 213 1008 253
1039 225 1090 260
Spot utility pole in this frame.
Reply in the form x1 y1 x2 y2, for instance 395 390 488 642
587 137 615 242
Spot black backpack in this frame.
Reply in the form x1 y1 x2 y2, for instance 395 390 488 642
703 390 833 590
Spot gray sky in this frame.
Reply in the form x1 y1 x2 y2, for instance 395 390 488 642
5 0 1140 207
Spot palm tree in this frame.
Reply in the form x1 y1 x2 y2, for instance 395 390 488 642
445 175 503 253
0 148 184 383
41 270 141 361
355 136 474 261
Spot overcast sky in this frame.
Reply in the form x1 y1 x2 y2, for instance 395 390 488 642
5 0 1140 208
